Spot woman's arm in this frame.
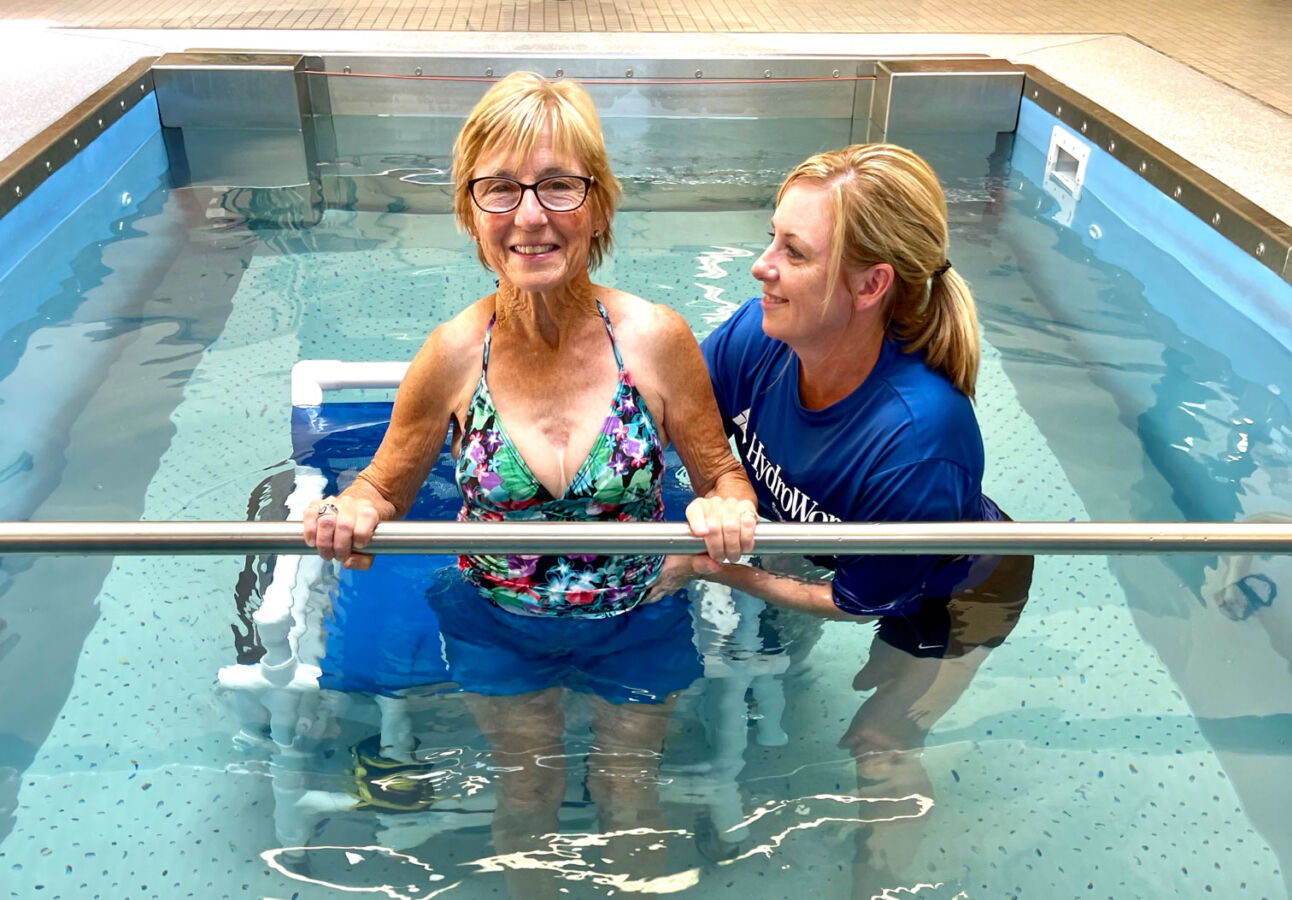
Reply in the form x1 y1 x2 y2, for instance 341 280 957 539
652 554 873 622
638 304 758 562
303 316 477 569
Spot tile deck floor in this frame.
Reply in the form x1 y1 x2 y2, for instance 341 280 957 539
5 0 1291 116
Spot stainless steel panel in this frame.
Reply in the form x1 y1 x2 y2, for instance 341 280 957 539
154 53 305 130
876 59 1024 134
317 55 872 120
867 71 892 142
1023 69 1292 285
849 77 874 144
177 126 309 189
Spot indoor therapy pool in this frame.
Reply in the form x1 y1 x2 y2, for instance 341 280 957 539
1 54 1290 899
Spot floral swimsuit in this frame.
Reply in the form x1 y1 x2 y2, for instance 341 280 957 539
456 301 665 618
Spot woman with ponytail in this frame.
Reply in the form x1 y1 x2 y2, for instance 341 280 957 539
662 142 1029 627
655 144 1033 882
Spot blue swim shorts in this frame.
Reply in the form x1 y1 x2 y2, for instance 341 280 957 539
427 567 702 705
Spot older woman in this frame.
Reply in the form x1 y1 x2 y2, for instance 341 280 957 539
659 144 1032 886
303 72 756 892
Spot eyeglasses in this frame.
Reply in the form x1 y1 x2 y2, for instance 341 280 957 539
467 174 594 214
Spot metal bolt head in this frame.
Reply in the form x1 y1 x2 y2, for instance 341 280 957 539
1080 121 1088 133
44 160 51 171
1212 212 1221 225
414 66 422 76
14 185 21 197
73 137 79 148
1173 186 1182 198
625 68 633 77
1055 104 1063 116
343 65 351 74
1257 242 1266 256
1108 140 1116 152
120 99 126 109
98 117 104 129
695 69 703 78
1032 88 1039 98
555 68 564 77
764 69 772 78
832 69 840 78
486 67 494 76
1139 161 1147 173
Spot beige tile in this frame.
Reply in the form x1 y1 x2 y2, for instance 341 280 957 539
3 0 1291 112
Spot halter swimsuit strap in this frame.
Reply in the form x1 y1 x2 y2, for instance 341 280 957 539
480 299 622 374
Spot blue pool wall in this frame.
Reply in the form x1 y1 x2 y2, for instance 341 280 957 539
0 94 166 285
0 94 172 524
1014 98 1292 374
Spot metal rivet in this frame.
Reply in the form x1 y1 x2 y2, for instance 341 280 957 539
1257 242 1266 256
119 99 126 110
14 185 21 197
1080 121 1088 134
1107 140 1116 152
1055 104 1062 116
624 68 633 78
73 137 79 148
764 69 772 78
832 69 840 78
414 66 422 76
343 65 351 74
44 160 51 171
1212 212 1221 226
98 117 104 129
139 83 145 92
695 69 703 78
1173 186 1182 198
1032 88 1039 98
555 68 564 77
485 67 494 77
1139 161 1147 173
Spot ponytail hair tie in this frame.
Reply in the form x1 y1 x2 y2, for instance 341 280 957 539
932 260 952 278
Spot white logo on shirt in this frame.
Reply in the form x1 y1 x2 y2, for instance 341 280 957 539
736 408 841 524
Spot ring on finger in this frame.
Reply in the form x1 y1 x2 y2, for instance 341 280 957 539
317 502 340 518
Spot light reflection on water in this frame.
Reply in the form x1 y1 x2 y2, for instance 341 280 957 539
260 788 927 898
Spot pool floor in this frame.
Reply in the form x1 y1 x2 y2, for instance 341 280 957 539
1 209 1285 898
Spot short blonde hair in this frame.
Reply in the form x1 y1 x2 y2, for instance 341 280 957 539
778 144 980 399
452 71 621 272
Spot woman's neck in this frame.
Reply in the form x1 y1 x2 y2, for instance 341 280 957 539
793 319 887 411
493 274 599 347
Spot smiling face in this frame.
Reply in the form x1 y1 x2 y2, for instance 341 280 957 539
751 181 858 350
469 128 604 297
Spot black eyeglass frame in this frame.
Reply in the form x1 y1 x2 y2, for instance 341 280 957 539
466 174 596 214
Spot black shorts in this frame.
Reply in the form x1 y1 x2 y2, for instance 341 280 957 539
875 553 1034 659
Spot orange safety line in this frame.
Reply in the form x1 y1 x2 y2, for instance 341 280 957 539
309 70 875 85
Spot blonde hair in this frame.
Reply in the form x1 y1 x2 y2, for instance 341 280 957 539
777 144 980 399
452 71 621 272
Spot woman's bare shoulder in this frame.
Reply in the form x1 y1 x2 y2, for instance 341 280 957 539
412 300 492 365
598 288 693 350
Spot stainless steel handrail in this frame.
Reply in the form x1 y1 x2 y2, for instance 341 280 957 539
2 521 1292 556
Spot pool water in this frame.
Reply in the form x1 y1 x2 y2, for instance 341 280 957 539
1 116 1291 899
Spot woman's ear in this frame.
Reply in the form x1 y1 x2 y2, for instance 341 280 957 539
850 263 895 311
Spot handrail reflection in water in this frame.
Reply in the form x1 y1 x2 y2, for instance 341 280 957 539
2 521 1292 556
